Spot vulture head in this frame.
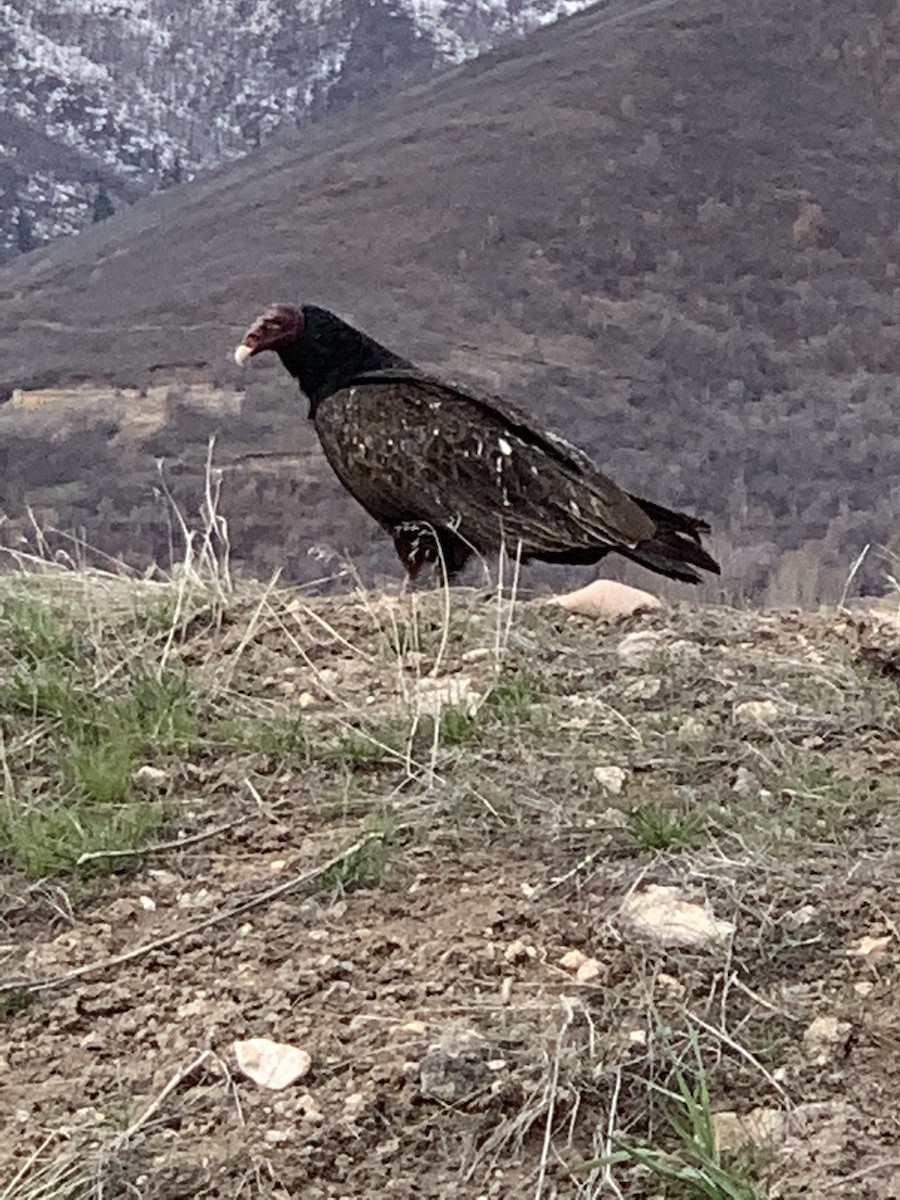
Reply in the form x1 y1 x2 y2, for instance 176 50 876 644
234 304 302 364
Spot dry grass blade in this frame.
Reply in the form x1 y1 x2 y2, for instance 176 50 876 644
3 831 384 997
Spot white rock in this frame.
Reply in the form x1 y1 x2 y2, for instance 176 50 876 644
575 958 602 982
847 934 891 960
622 676 661 700
461 647 492 663
414 674 479 716
619 884 735 946
593 765 627 794
503 939 536 963
553 580 663 619
656 972 686 999
617 630 663 666
400 1020 428 1035
559 948 589 971
343 1092 366 1118
132 765 170 791
233 1038 311 1090
731 766 760 797
803 1016 851 1062
733 700 779 727
787 904 818 927
714 1107 786 1152
677 716 706 741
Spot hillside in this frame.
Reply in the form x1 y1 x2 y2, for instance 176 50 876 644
1 569 899 1196
1 0 900 600
0 0 588 258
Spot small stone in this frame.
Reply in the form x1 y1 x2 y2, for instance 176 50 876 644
399 1020 428 1035
462 647 492 663
147 869 179 887
132 765 170 791
559 949 590 972
503 939 536 964
264 1129 290 1144
656 972 686 999
234 1038 312 1089
677 716 706 741
714 1107 786 1152
620 884 735 946
617 630 663 666
853 981 874 997
177 889 215 909
138 895 156 911
803 1016 851 1062
733 700 779 728
622 676 661 700
414 675 479 716
575 959 601 983
847 934 891 960
343 1092 366 1118
298 1093 324 1123
731 766 760 797
787 904 818 928
593 765 627 794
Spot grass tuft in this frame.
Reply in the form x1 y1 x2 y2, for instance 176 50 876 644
627 802 708 852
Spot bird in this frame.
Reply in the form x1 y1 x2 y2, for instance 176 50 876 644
234 303 721 588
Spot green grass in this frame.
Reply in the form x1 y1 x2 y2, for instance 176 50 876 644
214 713 312 762
627 802 708 852
0 592 195 878
438 703 480 746
2 595 80 666
307 824 393 894
0 986 35 1023
482 669 540 724
585 1032 763 1199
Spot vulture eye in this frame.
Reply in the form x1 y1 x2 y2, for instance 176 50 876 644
261 320 280 333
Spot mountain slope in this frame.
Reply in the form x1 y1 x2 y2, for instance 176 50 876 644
0 0 588 257
0 0 899 598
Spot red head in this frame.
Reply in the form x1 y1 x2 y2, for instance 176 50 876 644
234 304 303 364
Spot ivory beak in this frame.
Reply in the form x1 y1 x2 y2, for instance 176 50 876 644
234 343 253 365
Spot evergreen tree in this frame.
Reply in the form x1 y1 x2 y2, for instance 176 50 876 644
92 185 115 224
15 206 35 253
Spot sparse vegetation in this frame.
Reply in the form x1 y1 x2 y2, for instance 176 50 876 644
592 1032 762 1200
1 565 898 1198
627 802 708 853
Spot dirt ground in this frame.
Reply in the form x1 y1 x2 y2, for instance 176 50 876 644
2 583 900 1198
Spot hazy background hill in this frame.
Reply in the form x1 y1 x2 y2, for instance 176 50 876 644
0 0 899 601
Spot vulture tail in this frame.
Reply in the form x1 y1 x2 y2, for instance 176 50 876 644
621 493 722 585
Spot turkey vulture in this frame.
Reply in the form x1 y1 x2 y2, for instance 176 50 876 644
234 304 720 587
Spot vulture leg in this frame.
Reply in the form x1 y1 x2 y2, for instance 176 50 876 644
392 523 473 590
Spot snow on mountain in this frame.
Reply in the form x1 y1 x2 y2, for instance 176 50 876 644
0 0 594 261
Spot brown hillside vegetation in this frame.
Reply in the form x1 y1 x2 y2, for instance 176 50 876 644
1 567 899 1197
1 0 900 599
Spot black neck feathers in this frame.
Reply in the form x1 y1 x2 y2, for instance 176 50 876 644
277 305 414 414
